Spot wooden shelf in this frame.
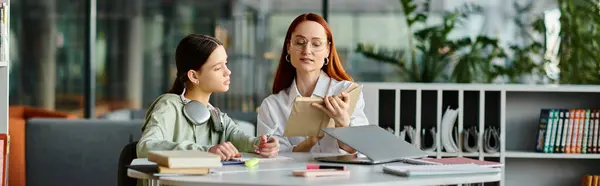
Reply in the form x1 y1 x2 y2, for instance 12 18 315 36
506 151 600 159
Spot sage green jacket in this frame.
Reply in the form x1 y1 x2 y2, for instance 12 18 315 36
136 93 259 158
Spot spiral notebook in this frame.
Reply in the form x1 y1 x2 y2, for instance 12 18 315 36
382 164 500 177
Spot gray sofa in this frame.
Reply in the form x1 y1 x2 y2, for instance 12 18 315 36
25 111 258 186
26 118 143 186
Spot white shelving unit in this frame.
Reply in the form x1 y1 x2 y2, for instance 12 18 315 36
0 0 8 135
0 1 9 186
506 151 600 159
360 82 600 186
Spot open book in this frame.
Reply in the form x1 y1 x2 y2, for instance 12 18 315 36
284 83 362 137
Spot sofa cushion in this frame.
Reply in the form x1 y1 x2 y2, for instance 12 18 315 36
26 118 143 186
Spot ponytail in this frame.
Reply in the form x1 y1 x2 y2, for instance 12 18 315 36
167 78 184 94
167 34 223 94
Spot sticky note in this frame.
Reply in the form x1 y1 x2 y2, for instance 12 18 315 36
245 158 259 168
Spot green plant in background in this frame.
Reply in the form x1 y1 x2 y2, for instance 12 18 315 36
355 0 505 83
493 43 545 83
355 0 456 82
451 36 506 83
554 0 600 84
488 2 548 84
357 0 600 84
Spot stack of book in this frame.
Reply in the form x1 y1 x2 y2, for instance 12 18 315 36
536 109 600 154
582 174 600 186
147 150 222 175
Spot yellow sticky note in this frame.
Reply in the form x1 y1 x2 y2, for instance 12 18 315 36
245 158 259 168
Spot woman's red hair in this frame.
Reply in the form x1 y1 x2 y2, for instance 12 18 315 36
271 13 353 94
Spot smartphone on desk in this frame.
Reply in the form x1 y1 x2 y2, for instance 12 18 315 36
221 159 245 165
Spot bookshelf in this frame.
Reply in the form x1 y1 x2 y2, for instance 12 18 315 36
360 82 600 186
0 0 8 132
0 1 8 186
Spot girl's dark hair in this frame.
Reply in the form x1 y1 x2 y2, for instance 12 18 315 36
167 34 223 94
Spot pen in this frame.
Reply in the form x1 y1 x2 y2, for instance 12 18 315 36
306 164 347 171
257 130 275 150
265 130 275 143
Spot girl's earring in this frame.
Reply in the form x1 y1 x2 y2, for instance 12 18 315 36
286 54 290 62
324 57 329 65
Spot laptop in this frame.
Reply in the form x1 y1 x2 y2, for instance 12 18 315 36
314 125 429 165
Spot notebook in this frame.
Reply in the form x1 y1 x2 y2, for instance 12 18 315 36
284 83 362 137
148 150 222 168
382 164 501 177
415 157 503 168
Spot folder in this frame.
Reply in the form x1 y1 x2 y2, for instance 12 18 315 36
284 83 362 137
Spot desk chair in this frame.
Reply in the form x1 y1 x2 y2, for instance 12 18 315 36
118 141 138 186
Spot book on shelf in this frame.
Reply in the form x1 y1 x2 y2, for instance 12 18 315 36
582 174 599 186
536 109 600 154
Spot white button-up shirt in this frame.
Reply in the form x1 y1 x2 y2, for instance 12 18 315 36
256 70 370 153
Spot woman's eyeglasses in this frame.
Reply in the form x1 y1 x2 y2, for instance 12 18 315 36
289 37 329 52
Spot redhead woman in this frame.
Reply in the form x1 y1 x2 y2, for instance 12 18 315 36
256 13 369 154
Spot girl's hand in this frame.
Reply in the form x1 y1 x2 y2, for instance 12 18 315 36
254 135 280 158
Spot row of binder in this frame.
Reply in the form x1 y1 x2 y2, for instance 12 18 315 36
536 109 600 154
400 125 500 153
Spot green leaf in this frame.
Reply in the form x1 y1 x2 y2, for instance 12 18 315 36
355 43 408 72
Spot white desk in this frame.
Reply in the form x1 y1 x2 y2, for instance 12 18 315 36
128 152 501 186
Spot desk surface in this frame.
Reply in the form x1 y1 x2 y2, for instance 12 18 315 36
128 152 501 186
